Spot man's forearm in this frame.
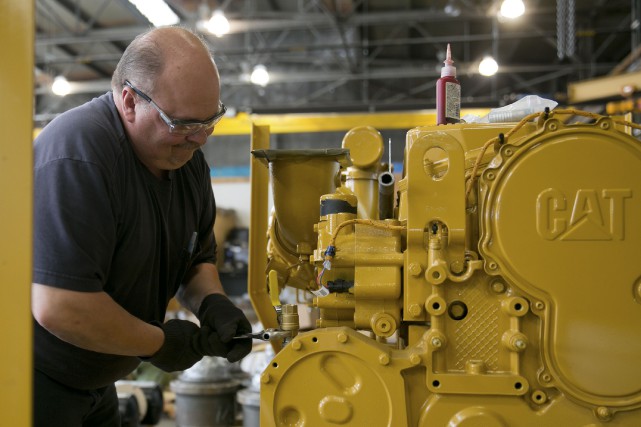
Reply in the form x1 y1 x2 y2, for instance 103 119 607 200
175 262 226 315
32 284 164 357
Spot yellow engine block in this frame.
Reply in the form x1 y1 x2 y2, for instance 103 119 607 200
250 113 641 426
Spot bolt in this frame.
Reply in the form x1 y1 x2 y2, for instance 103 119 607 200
596 406 612 421
337 332 348 343
291 340 302 351
409 304 422 317
261 373 271 384
431 337 443 348
450 260 464 274
379 353 390 366
409 353 421 366
491 281 506 293
534 301 545 310
541 373 552 383
514 339 527 350
409 263 422 277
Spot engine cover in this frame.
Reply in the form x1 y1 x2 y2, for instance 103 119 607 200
479 116 641 409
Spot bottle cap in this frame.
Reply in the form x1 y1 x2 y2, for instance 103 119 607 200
441 43 457 77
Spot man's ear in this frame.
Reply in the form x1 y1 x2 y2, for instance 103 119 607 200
120 88 137 123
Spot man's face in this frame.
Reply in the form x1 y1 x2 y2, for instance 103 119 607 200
128 73 221 178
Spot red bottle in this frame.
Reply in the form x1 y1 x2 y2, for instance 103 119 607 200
436 43 461 125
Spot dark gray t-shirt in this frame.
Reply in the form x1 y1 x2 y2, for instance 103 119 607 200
33 92 217 389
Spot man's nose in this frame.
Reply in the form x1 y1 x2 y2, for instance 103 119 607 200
185 128 210 144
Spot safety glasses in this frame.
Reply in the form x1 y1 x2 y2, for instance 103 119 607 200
124 80 226 136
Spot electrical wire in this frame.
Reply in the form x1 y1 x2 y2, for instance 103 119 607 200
464 108 641 198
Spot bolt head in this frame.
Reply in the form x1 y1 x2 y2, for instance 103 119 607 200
410 353 421 365
379 353 390 366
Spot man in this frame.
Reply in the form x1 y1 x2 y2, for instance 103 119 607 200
31 27 252 426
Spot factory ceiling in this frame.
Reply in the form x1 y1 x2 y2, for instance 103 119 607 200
35 0 639 126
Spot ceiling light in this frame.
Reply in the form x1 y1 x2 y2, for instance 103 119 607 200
499 0 525 19
52 76 71 96
478 56 499 76
128 0 179 27
444 4 461 17
204 10 230 37
250 65 270 87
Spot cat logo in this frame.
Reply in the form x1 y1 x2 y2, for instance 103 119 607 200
536 188 632 241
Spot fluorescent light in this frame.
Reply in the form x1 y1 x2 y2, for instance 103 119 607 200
52 76 71 96
478 56 499 76
250 65 270 87
128 0 179 27
499 0 525 19
205 10 230 37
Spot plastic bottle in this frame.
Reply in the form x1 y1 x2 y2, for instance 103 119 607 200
436 43 461 125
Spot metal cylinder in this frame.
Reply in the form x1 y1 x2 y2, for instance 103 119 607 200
280 303 300 339
170 357 242 427
378 171 395 220
170 380 240 427
236 388 260 427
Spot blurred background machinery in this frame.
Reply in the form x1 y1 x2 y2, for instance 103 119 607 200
248 112 641 426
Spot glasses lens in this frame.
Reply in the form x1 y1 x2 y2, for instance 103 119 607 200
169 122 218 136
166 103 225 135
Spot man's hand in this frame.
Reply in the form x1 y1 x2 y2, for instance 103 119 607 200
143 319 206 372
197 293 252 362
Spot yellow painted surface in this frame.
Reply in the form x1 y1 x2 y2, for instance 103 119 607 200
257 118 641 425
0 1 34 425
247 125 280 338
35 109 491 137
214 108 490 135
567 70 641 103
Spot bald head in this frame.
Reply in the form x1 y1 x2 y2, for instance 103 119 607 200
111 27 219 97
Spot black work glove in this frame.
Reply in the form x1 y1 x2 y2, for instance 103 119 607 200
197 293 252 363
142 319 206 372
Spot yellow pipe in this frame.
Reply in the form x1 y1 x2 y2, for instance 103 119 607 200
0 1 33 424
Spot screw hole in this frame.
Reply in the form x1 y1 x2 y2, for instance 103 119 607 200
432 380 440 388
272 362 278 368
514 303 522 311
312 337 318 343
447 300 468 321
432 302 441 310
515 382 523 390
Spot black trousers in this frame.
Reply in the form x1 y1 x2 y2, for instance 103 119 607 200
33 369 120 427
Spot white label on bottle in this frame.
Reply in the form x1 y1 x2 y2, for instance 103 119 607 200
445 82 461 120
